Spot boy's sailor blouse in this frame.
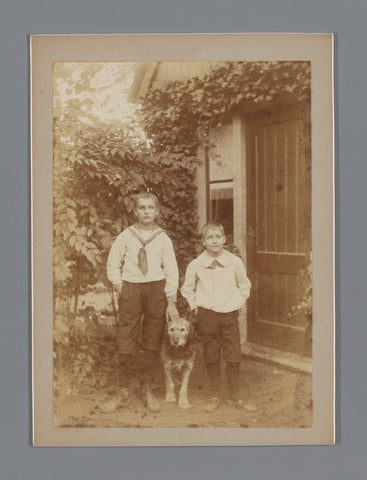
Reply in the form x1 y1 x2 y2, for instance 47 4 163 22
107 226 179 302
181 250 251 313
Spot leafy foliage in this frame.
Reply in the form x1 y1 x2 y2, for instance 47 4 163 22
54 60 311 304
53 61 311 391
288 260 312 321
53 64 188 316
141 61 311 280
142 61 310 144
54 307 118 394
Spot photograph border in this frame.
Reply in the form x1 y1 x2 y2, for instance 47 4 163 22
31 33 334 446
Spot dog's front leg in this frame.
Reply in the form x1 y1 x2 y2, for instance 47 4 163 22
164 365 176 402
178 367 192 409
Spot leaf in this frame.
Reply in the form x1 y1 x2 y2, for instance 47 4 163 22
69 235 77 247
66 208 76 220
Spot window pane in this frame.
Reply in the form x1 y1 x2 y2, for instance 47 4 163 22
209 182 234 240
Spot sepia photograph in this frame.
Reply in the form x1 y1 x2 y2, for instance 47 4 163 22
31 34 334 445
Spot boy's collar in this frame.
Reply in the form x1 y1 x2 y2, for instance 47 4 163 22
199 250 231 267
131 223 160 233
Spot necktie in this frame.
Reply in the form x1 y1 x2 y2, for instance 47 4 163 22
137 245 149 275
128 226 164 275
208 259 224 269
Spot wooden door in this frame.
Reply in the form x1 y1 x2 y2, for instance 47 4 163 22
246 106 312 356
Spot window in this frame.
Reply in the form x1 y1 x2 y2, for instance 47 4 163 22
209 180 234 242
206 125 234 240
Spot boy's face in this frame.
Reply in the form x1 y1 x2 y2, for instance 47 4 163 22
202 228 226 256
134 198 159 227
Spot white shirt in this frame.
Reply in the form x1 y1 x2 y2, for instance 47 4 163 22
181 250 251 313
106 225 179 302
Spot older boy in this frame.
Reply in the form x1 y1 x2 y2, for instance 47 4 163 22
103 192 179 413
181 222 251 412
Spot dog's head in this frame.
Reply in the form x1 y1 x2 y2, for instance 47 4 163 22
166 317 194 348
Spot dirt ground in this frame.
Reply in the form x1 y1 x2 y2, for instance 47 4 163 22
54 352 312 429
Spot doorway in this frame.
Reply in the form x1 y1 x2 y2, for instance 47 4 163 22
246 105 312 357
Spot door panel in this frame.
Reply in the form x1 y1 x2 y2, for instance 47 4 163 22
246 108 311 356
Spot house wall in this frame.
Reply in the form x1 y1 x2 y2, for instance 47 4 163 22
194 117 249 348
195 145 207 231
208 123 234 182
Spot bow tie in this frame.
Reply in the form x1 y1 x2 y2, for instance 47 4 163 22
207 259 224 269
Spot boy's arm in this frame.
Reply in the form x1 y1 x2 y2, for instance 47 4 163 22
161 236 179 303
106 234 126 294
234 257 251 302
161 236 180 322
181 261 197 312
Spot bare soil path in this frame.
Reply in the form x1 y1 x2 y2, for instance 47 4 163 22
54 354 312 429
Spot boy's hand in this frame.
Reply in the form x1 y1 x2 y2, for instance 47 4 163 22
166 302 179 322
189 308 198 324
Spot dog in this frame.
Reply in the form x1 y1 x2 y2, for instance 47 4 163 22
161 317 198 409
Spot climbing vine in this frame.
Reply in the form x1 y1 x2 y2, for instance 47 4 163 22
142 62 310 135
141 60 311 269
54 61 311 392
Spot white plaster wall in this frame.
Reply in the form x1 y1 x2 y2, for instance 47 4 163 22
194 119 249 350
195 145 207 230
208 123 234 181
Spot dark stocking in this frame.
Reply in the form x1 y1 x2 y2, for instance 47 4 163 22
206 362 221 396
226 361 240 400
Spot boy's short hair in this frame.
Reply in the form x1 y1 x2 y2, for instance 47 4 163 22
201 221 225 239
133 192 159 209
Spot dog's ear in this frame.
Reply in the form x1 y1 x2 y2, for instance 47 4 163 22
164 321 171 336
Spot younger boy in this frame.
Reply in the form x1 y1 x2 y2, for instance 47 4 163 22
181 222 251 412
103 192 179 413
